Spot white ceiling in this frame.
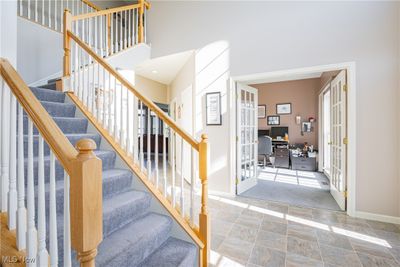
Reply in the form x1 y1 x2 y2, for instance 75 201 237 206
134 50 194 85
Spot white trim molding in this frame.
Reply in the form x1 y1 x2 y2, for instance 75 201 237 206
28 71 62 87
355 211 400 225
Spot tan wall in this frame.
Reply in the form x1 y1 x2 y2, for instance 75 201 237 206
134 74 168 104
252 78 321 147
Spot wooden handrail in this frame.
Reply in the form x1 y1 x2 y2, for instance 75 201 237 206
67 30 200 150
81 0 102 11
72 3 141 21
0 58 78 174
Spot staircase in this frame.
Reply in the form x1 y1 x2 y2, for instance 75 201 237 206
28 83 197 266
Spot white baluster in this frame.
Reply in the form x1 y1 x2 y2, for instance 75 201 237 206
103 67 107 128
110 13 114 55
144 7 147 43
132 95 138 163
26 119 37 266
8 94 17 229
190 148 195 225
16 104 26 250
126 90 131 154
41 0 44 25
49 152 58 267
48 0 51 28
108 72 113 132
120 86 124 146
19 0 23 16
171 130 176 207
147 107 151 177
155 116 159 188
94 15 98 54
140 101 144 170
96 64 101 120
37 135 49 266
1 81 10 212
54 0 57 31
180 137 184 215
128 9 131 47
34 0 38 22
163 126 167 197
119 11 122 52
124 10 127 49
100 15 103 57
63 171 72 267
28 0 31 19
113 77 118 138
135 9 138 44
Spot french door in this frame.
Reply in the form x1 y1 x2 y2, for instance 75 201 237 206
236 83 258 194
330 70 347 210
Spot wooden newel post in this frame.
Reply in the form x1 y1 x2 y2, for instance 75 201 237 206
70 139 103 267
63 10 72 78
138 0 144 43
199 134 210 267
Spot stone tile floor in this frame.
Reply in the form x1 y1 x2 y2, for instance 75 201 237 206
208 195 400 267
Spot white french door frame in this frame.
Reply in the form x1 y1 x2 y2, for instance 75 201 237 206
318 82 332 176
232 61 357 217
236 83 258 194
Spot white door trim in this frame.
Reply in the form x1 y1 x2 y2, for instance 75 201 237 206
232 61 357 217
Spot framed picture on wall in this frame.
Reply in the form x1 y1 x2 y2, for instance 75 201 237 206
267 115 280 125
276 103 292 114
206 92 222 125
258 105 266 118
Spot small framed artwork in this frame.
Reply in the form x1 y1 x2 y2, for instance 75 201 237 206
267 115 280 125
258 105 266 119
276 103 292 115
206 92 222 125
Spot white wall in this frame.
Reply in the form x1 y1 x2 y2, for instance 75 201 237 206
148 1 400 217
17 17 63 84
135 74 168 104
1 0 18 66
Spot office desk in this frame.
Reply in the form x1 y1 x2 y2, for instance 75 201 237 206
271 140 289 168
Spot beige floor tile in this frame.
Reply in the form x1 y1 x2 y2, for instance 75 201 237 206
267 203 289 214
372 229 400 248
287 223 318 242
287 236 321 261
260 220 287 235
236 214 263 229
357 252 399 267
388 245 400 264
366 220 400 234
285 253 324 267
211 210 241 223
228 224 259 243
212 218 235 237
255 230 287 252
211 233 226 250
349 238 395 260
315 230 353 250
248 245 286 267
217 237 254 263
319 244 361 267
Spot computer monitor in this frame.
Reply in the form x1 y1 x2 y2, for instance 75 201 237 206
258 129 270 137
270 127 289 139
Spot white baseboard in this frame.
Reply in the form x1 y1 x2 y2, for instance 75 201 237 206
29 71 62 87
208 190 235 198
354 211 400 224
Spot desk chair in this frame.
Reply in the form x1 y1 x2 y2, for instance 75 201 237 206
258 136 274 168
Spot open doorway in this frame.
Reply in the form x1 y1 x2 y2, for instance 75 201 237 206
235 67 350 212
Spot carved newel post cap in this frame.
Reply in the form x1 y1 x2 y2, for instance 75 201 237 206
201 134 208 141
76 139 97 153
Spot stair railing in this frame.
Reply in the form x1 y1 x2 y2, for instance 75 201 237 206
0 58 103 266
68 0 150 58
63 9 210 266
18 0 101 32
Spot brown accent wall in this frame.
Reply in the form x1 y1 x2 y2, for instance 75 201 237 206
252 78 321 147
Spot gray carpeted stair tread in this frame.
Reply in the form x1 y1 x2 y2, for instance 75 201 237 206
30 86 65 102
95 213 173 267
138 237 197 267
23 116 88 134
39 100 76 117
39 82 57 90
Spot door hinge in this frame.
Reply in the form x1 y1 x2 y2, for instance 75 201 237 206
343 137 348 145
343 190 348 198
236 136 239 142
343 84 348 92
236 177 239 185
